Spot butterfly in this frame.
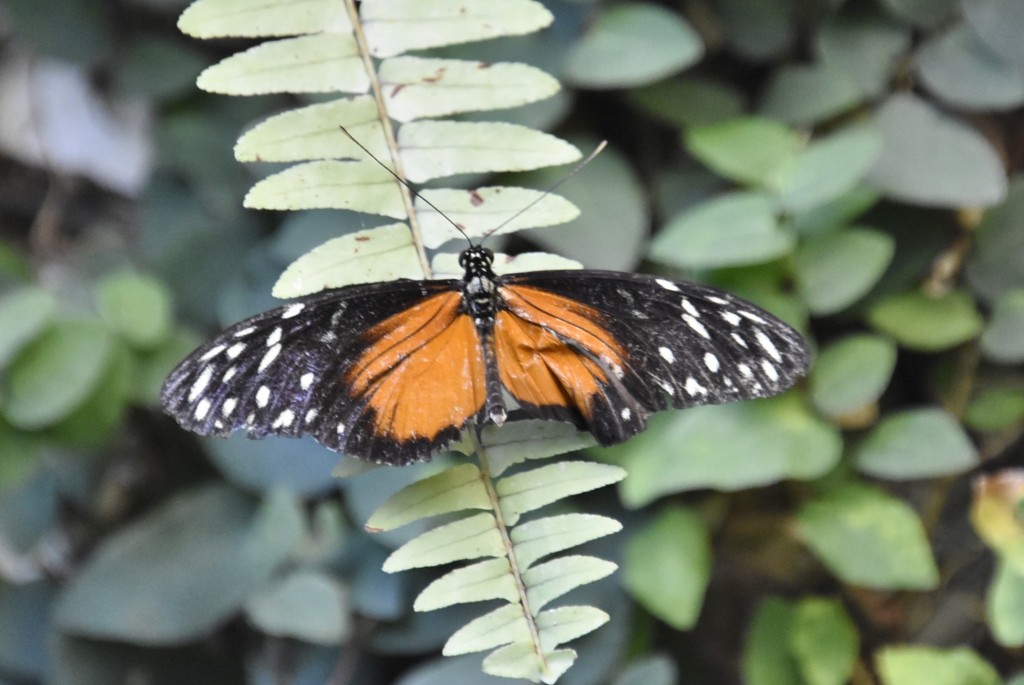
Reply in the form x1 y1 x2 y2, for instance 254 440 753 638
161 242 810 465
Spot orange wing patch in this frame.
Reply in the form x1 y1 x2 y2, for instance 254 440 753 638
347 292 486 441
496 285 627 418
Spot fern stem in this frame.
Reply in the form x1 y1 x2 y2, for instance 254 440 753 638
471 429 550 678
343 0 432 278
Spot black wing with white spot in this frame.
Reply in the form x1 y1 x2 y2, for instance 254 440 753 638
499 269 810 444
160 279 457 464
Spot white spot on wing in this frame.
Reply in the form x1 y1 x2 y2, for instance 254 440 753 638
189 367 213 402
708 296 729 305
659 347 675 363
200 344 225 361
721 311 742 326
621 407 631 420
256 386 270 408
337 422 346 435
194 398 211 420
222 398 237 416
683 314 710 339
681 298 700 317
273 409 295 429
704 352 720 372
300 372 315 390
659 380 675 396
305 409 318 423
762 360 779 381
741 310 768 324
266 327 282 347
738 363 753 378
656 278 680 292
684 377 706 396
755 329 783 362
234 326 255 338
258 344 281 372
227 342 246 359
732 333 748 348
223 366 237 382
282 303 305 319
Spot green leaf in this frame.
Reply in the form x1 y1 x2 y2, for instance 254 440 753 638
384 513 503 572
272 223 422 298
444 603 529 656
0 287 55 369
966 177 1024 302
788 186 880 237
817 11 910 97
536 605 608 652
797 483 939 590
989 560 1024 647
608 396 842 506
511 514 622 570
623 506 710 630
614 655 677 685
399 121 580 184
963 0 1024 69
759 62 863 126
794 227 895 314
48 340 132 448
417 187 579 250
244 568 350 645
483 642 574 684
876 646 1000 685
686 117 802 187
715 0 794 61
777 125 885 213
470 420 594 479
3 319 112 430
245 161 405 215
365 464 490 533
380 57 559 123
855 409 978 479
629 77 744 128
867 288 984 351
415 559 518 611
361 0 553 59
178 0 350 38
790 598 859 685
196 34 369 95
866 94 1007 207
965 388 1024 432
563 3 703 89
496 461 626 526
981 289 1024 363
96 271 172 349
55 486 303 644
810 334 897 419
523 555 616 612
879 0 957 28
917 26 1024 110
743 598 801 685
650 191 794 270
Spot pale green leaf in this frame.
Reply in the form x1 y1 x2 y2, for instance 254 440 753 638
817 11 910 97
384 513 503 572
563 3 703 89
788 186 879 237
476 420 593 477
361 0 553 59
743 598 800 685
613 655 677 685
366 464 490 533
868 288 984 351
777 125 885 213
381 57 559 123
966 177 1024 302
855 409 978 479
523 555 616 612
759 62 863 126
797 483 939 590
512 514 622 570
399 121 580 184
965 388 1024 432
629 77 744 128
794 227 895 315
650 191 794 269
443 603 529 656
981 289 1024 363
496 461 626 526
866 93 1007 207
790 598 859 685
415 558 517 611
55 486 303 644
963 0 1024 68
178 0 350 38
482 642 574 683
417 187 578 249
3 320 112 430
876 646 1000 685
96 271 172 349
432 252 583 281
196 34 369 95
686 117 802 187
245 160 405 215
272 223 422 298
234 96 387 163
810 334 897 419
989 560 1024 647
537 605 608 652
244 568 349 645
917 25 1024 111
0 287 55 369
623 506 710 630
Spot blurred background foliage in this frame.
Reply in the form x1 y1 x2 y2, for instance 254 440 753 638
0 0 1023 684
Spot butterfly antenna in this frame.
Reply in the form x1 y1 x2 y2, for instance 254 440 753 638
482 140 608 242
338 125 473 245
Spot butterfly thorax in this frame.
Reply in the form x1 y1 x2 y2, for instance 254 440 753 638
459 246 500 325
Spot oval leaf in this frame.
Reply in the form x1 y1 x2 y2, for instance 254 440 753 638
178 0 351 38
794 227 894 315
810 334 897 419
855 408 978 480
0 287 55 369
867 288 983 351
244 568 350 645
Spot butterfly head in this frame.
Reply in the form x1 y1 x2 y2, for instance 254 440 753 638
458 246 495 281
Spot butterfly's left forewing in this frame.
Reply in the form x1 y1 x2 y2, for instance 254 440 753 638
160 279 476 465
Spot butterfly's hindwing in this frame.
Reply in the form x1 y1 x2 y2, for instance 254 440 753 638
497 270 810 445
160 279 467 465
